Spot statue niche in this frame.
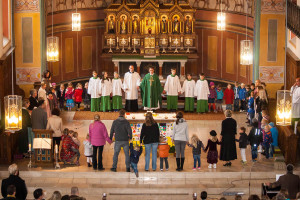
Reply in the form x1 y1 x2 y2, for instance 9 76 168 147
161 16 168 33
120 15 128 34
108 16 115 33
172 16 180 34
185 15 192 34
132 16 139 34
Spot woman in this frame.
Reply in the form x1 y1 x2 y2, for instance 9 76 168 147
140 112 160 171
46 108 63 153
172 112 189 171
43 70 52 92
89 114 112 170
60 129 78 165
255 86 268 123
48 191 62 200
219 110 237 166
28 89 38 110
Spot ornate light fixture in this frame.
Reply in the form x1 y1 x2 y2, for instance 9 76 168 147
276 90 292 126
240 0 253 65
5 95 22 132
72 0 81 31
217 12 226 31
47 0 59 62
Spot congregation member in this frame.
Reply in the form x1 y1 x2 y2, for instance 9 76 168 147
188 134 205 170
47 92 57 115
112 72 123 111
194 73 210 114
172 112 189 171
262 125 272 159
82 82 91 111
88 71 101 112
110 109 132 172
204 130 220 169
163 68 181 112
247 91 255 126
2 185 17 200
233 82 240 112
28 89 38 110
220 110 237 167
158 136 170 171
256 87 268 123
33 188 44 200
38 82 51 117
100 71 112 112
216 84 224 112
42 70 52 92
291 77 300 128
208 82 217 113
31 99 48 130
140 112 160 171
123 65 141 112
46 108 63 153
181 74 195 112
238 83 247 112
223 84 234 111
48 191 62 200
1 164 27 200
70 187 86 200
129 142 143 177
268 122 278 158
74 83 83 111
83 134 93 167
89 114 112 170
65 82 75 111
18 99 31 154
60 129 79 165
248 119 263 162
57 84 66 111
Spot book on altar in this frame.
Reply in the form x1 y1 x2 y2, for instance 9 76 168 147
33 138 52 149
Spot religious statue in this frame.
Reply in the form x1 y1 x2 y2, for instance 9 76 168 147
108 16 115 33
121 16 127 34
161 16 167 33
185 16 192 34
173 16 180 34
132 16 138 34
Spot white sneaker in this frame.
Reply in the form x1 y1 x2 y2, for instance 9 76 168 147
213 164 217 168
208 164 212 169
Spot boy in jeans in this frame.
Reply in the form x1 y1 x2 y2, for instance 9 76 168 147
236 127 248 165
248 119 263 162
129 143 143 177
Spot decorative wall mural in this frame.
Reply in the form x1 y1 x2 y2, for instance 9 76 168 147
261 0 285 14
15 0 39 13
259 66 284 83
16 67 41 84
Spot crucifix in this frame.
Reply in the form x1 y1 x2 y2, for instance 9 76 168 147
149 75 154 86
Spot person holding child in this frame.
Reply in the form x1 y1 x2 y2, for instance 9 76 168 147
60 129 79 165
83 134 93 167
158 136 170 171
235 127 248 164
129 143 143 177
188 134 205 170
204 130 221 169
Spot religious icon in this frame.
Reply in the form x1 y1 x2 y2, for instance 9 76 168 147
173 16 180 34
120 16 127 34
108 16 115 33
132 16 139 34
161 16 167 33
185 16 192 34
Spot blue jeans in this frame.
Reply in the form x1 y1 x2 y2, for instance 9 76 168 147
193 154 201 168
270 145 276 158
144 143 158 170
264 144 270 159
251 145 258 160
226 104 232 110
131 162 138 173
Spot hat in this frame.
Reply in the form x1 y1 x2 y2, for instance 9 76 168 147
52 83 56 86
209 82 215 86
33 188 43 199
210 130 217 136
268 122 275 127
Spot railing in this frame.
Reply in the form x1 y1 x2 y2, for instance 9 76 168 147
287 0 300 38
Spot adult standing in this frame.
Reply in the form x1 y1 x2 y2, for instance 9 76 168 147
38 83 51 117
291 77 300 128
140 112 160 171
28 89 38 111
172 112 189 171
89 114 112 170
42 70 52 92
46 108 63 153
1 164 27 200
123 65 141 112
31 99 48 130
219 110 237 166
88 71 101 112
18 100 31 154
110 109 132 172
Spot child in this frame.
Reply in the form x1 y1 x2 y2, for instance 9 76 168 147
71 132 80 165
74 83 83 111
188 134 205 170
223 84 234 111
52 83 57 96
50 87 58 108
83 134 93 167
247 91 255 126
194 73 210 114
239 83 247 112
262 125 272 159
262 110 270 122
261 118 269 130
247 119 263 162
235 127 248 164
158 136 170 171
88 71 101 112
100 71 112 112
112 72 123 111
129 142 143 177
250 83 255 93
82 82 91 111
181 74 195 112
204 130 220 169
208 82 217 113
268 122 278 158
47 92 57 116
233 82 240 112
57 84 65 111
216 84 224 112
163 68 181 112
65 82 75 111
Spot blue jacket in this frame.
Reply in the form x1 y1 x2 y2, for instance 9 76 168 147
248 97 255 114
129 143 143 164
270 127 278 146
233 87 240 99
216 89 224 100
239 88 247 100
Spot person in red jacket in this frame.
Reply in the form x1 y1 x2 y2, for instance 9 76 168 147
223 83 234 111
74 83 83 111
158 136 170 171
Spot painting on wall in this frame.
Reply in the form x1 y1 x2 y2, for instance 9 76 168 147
16 67 41 84
259 66 284 83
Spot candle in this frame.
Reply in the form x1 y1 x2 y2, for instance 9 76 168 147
169 37 171 43
29 144 31 151
133 38 135 45
55 144 58 154
109 38 112 44
181 37 183 43
117 37 119 42
129 37 130 43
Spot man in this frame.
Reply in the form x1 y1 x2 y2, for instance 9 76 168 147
163 68 181 112
1 164 27 200
31 99 48 129
140 67 163 110
1 185 17 200
33 188 44 200
88 71 101 112
110 109 132 172
266 164 300 199
291 77 300 128
123 65 141 112
70 187 86 200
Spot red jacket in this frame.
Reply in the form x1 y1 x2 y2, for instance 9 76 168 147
223 88 234 104
74 89 83 103
158 143 170 158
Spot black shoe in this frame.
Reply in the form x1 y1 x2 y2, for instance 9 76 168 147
126 168 130 172
180 157 185 170
228 162 232 166
98 168 105 171
110 168 117 172
223 163 229 167
93 168 97 170
176 158 181 171
88 163 92 167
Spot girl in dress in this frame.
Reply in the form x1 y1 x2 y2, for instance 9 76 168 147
100 71 112 112
74 83 83 111
204 130 221 169
65 82 75 111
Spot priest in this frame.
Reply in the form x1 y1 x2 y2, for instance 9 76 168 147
123 65 141 112
140 67 163 110
163 68 181 111
88 71 101 112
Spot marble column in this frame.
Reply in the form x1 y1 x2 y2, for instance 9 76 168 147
136 61 141 74
113 61 119 73
180 61 186 81
158 61 164 80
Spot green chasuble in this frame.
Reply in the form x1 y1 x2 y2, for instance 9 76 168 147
140 73 163 109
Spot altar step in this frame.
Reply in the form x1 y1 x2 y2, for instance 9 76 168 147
0 171 277 200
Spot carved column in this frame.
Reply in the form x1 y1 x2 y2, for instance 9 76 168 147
158 61 164 80
180 61 186 81
136 61 141 74
113 61 119 73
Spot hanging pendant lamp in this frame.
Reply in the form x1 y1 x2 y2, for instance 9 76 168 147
47 0 59 62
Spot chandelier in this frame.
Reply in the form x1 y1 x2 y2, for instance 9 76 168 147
47 0 59 62
5 95 22 132
217 11 225 31
72 0 81 31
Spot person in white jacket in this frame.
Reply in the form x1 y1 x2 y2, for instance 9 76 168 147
181 74 195 112
83 134 93 167
163 68 181 111
194 73 210 113
46 108 63 153
112 72 123 111
88 71 101 112
100 71 112 112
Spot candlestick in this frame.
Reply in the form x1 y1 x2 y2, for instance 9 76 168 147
117 37 119 42
29 144 31 151
55 144 58 154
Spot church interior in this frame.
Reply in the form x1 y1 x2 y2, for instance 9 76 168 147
0 0 300 199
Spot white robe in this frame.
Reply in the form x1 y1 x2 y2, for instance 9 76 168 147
123 72 141 100
291 85 300 118
112 79 123 96
182 79 195 97
100 79 112 96
194 80 210 100
38 88 48 105
88 77 101 98
164 75 181 96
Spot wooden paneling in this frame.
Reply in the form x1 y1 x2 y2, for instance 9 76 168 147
226 38 235 74
286 49 300 89
62 32 77 80
65 38 74 73
82 36 92 70
207 36 218 71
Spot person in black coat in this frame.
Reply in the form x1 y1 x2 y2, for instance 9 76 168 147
56 84 66 111
1 164 27 200
18 100 32 154
28 89 38 111
247 119 263 162
235 127 248 164
219 110 237 166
